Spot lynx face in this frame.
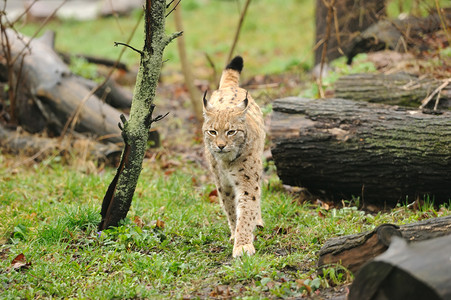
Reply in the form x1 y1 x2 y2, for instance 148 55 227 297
203 98 248 161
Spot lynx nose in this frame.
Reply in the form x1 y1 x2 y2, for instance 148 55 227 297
218 144 226 150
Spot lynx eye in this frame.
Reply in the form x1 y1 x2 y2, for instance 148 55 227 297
207 130 217 136
227 130 237 136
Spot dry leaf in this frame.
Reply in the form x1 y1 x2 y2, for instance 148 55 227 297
210 285 230 298
207 189 218 203
11 253 31 271
134 216 144 228
155 219 165 229
296 279 312 295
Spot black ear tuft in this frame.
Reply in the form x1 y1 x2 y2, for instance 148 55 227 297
243 91 249 109
226 56 244 73
202 90 208 108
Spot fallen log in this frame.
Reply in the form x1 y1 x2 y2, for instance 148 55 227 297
270 97 451 204
348 234 451 300
335 73 451 109
317 215 451 273
74 76 133 109
0 29 124 143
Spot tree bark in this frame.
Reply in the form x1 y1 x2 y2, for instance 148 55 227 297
98 0 181 230
348 233 451 300
317 215 451 273
270 97 451 205
335 73 451 109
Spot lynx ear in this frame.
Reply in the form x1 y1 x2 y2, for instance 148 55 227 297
202 90 213 114
238 91 249 113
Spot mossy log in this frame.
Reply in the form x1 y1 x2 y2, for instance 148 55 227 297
317 215 451 273
270 97 451 205
335 73 451 109
348 234 451 300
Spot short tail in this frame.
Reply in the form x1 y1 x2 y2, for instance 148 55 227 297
219 56 243 89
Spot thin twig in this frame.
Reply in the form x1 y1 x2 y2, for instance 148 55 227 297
152 111 170 123
435 0 450 45
433 89 442 111
226 0 252 63
317 0 336 99
11 0 39 24
332 5 344 56
419 79 450 109
114 42 143 55
166 0 176 8
165 0 182 17
11 0 68 66
205 52 218 89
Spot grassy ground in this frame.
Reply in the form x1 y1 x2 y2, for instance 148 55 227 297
1 152 450 299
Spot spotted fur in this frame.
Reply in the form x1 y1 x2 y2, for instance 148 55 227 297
203 56 265 257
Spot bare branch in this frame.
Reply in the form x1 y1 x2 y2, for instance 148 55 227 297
165 0 182 17
317 0 336 99
226 0 252 63
114 42 143 55
11 0 68 66
164 30 183 46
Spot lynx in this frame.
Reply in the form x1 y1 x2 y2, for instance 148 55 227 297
202 56 265 257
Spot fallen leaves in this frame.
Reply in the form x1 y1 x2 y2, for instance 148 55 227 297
9 253 32 272
207 189 218 203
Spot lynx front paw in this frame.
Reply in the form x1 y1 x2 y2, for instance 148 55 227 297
232 243 255 258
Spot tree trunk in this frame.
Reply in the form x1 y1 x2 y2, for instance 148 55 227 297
348 234 451 300
98 0 181 230
335 73 451 109
270 97 451 205
317 215 451 273
314 0 386 65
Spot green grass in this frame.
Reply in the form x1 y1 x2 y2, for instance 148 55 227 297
1 153 449 299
